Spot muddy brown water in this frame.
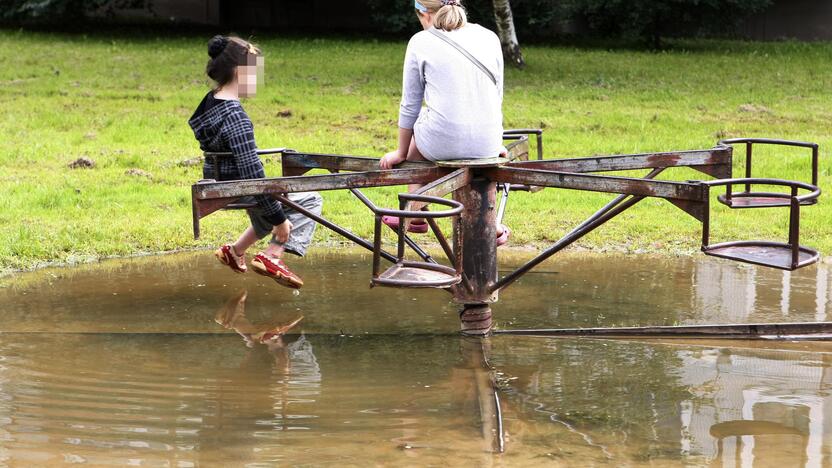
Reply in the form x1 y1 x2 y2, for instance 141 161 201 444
0 250 830 466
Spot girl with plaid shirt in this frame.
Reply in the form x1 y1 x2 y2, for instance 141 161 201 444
189 35 323 289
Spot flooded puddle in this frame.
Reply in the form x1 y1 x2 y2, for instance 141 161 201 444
0 251 830 465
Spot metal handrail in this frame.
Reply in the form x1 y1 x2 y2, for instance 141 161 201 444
350 190 463 219
703 178 821 204
718 138 820 191
719 138 818 149
503 129 544 160
203 147 288 158
369 193 464 283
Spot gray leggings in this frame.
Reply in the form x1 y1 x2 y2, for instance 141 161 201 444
244 192 323 257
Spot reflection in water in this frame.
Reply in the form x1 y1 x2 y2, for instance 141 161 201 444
214 289 303 346
676 347 832 467
2 250 832 333
692 258 832 326
0 251 830 465
817 267 828 322
492 338 832 466
204 290 321 465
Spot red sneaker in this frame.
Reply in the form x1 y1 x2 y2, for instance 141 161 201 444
381 215 429 234
215 244 247 273
251 253 304 289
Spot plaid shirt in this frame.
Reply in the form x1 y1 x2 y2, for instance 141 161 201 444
189 94 286 225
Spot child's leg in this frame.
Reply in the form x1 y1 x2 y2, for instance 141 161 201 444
405 137 428 224
406 136 428 193
217 225 261 272
264 192 323 258
232 227 259 257
227 205 279 264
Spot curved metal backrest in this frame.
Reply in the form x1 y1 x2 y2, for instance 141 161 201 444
718 138 819 193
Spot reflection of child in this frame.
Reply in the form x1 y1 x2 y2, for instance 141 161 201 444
188 35 323 289
214 290 303 347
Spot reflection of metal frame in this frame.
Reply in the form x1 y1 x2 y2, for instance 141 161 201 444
495 321 832 340
191 130 822 335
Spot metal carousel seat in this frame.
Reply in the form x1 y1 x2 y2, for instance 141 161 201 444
702 178 821 271
362 193 465 289
717 138 819 208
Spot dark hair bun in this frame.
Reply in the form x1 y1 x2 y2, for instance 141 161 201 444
207 35 228 59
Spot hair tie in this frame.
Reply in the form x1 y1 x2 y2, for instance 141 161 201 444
208 35 229 59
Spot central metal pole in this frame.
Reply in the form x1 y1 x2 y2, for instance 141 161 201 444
453 172 498 336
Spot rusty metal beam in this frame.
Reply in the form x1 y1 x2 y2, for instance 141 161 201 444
491 195 644 293
274 194 398 264
194 167 449 201
413 168 472 198
409 168 472 212
508 147 732 174
488 167 706 201
494 322 832 340
281 151 432 176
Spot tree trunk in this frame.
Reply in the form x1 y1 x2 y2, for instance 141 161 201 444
492 0 525 68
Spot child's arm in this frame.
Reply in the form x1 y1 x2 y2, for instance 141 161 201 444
224 111 287 226
398 40 425 140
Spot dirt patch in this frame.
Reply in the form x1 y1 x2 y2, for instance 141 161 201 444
738 103 771 114
179 157 202 167
68 157 95 169
125 168 152 179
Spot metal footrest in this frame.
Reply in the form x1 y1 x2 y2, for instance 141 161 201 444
372 261 461 288
703 241 819 271
717 192 817 209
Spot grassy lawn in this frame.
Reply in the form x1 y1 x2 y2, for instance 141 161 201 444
1 29 830 271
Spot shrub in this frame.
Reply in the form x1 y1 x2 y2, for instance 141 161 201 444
0 0 150 23
365 0 563 39
562 0 773 47
366 0 773 46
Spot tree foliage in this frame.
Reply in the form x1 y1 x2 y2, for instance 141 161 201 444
562 0 773 47
365 0 562 38
0 0 149 23
367 0 772 46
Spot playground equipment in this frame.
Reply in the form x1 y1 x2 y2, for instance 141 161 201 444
192 131 822 336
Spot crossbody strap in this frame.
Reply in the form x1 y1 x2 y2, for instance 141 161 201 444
429 28 497 86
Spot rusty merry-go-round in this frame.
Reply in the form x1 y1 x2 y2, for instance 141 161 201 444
191 130 827 338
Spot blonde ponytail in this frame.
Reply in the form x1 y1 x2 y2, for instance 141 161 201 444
419 0 468 31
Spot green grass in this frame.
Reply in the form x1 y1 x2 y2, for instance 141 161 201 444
1 29 831 271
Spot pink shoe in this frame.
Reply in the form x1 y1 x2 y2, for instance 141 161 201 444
215 244 247 273
381 215 429 234
496 225 511 247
